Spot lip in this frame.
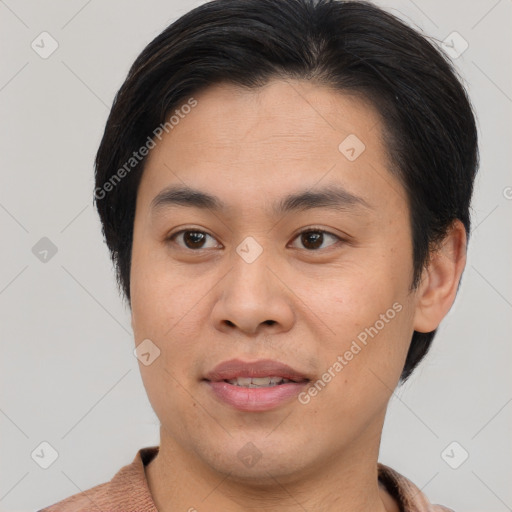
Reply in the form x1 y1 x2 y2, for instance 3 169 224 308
203 358 310 412
204 358 310 382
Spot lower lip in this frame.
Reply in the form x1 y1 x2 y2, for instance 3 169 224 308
205 380 308 412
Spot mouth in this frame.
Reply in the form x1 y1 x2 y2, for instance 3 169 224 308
223 376 303 388
203 358 310 411
204 358 310 384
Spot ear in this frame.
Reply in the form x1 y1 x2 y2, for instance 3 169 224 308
413 219 467 333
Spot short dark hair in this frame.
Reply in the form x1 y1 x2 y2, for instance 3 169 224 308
94 0 478 383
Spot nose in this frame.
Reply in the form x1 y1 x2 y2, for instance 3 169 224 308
211 243 295 337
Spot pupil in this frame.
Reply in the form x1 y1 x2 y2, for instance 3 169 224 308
184 231 205 248
302 231 322 249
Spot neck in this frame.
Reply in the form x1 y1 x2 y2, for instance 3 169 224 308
145 425 398 512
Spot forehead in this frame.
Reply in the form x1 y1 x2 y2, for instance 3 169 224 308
137 78 405 217
160 79 384 154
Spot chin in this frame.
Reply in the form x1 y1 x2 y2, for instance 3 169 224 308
193 435 316 485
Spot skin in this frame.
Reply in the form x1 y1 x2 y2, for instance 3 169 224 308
129 78 467 512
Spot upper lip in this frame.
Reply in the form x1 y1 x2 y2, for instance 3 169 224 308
204 358 310 382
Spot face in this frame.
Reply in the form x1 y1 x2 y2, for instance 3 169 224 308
130 79 420 483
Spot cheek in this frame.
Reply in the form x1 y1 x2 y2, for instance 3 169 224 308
130 254 204 419
308 260 402 330
130 244 214 380
306 261 413 390
130 237 187 335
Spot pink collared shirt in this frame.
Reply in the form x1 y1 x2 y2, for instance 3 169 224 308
38 446 455 511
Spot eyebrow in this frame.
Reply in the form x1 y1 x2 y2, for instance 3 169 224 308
150 183 372 216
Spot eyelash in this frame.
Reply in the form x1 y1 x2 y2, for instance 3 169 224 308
166 227 345 252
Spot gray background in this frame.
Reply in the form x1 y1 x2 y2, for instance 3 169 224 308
1 0 511 510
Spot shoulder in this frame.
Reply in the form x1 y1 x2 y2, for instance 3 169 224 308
37 480 111 512
37 446 159 512
378 462 455 512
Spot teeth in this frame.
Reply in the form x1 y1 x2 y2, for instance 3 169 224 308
232 377 252 387
226 376 293 387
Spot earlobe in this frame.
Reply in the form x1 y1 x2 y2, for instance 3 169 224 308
412 220 467 333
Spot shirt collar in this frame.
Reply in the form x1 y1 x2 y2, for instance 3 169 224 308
112 446 450 512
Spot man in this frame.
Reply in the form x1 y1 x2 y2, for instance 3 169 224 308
39 0 477 510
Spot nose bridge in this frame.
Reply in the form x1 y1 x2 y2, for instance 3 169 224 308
212 235 294 334
229 235 274 302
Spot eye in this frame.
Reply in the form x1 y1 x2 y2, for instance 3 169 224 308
289 228 342 251
168 229 221 250
167 227 344 252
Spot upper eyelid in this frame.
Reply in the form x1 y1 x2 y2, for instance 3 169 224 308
168 227 343 249
168 229 221 248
